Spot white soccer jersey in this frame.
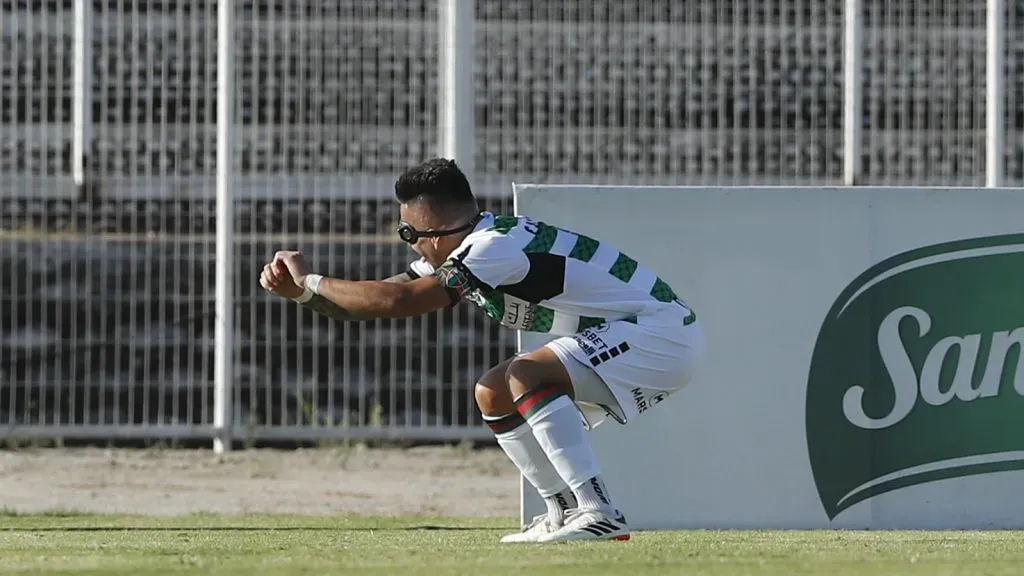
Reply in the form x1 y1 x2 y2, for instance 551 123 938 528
406 212 694 336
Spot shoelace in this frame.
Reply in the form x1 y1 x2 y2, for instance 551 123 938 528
526 507 581 531
523 514 548 530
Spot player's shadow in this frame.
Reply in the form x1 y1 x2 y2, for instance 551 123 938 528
403 525 488 531
2 525 497 532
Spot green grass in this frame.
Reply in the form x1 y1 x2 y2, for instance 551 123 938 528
1 515 1023 575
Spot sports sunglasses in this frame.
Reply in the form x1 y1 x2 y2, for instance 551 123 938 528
396 212 483 244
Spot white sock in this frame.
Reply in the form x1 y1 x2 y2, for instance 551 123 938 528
516 385 617 515
545 489 576 524
485 412 578 524
573 475 615 515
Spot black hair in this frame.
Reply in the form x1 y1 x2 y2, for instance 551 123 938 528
394 158 477 211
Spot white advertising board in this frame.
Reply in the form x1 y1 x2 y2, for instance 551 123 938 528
514 184 1024 529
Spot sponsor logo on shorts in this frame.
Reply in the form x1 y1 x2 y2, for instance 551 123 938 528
632 388 667 414
573 329 613 357
581 330 609 350
572 335 598 356
589 341 629 368
631 387 649 413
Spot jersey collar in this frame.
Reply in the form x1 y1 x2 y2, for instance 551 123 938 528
472 211 495 234
450 212 495 255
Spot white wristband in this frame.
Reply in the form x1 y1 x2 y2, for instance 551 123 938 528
303 274 324 295
290 274 324 304
291 287 314 304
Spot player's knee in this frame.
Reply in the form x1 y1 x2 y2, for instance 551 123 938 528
475 365 515 417
503 356 530 391
473 381 495 412
505 355 558 397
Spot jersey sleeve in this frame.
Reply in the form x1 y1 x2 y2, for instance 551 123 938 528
432 236 529 304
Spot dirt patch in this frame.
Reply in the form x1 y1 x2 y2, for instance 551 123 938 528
0 446 520 517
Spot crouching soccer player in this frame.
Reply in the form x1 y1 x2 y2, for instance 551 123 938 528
259 158 704 543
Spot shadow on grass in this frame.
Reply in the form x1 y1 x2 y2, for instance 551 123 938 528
3 525 500 533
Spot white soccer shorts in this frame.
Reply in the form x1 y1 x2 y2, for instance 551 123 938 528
545 304 705 429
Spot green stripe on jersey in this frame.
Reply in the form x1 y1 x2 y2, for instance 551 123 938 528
576 315 638 332
491 216 518 234
609 253 639 282
523 223 558 253
650 278 677 302
529 306 555 333
576 316 606 331
478 289 505 323
568 235 599 262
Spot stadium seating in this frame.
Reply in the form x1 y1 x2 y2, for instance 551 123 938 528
4 0 1017 200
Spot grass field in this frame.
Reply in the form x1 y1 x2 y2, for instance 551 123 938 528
2 515 1024 575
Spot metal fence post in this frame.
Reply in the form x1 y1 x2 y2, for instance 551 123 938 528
987 0 1005 188
438 0 475 183
843 0 863 186
214 0 236 453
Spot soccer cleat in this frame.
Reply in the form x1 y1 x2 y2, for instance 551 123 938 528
536 509 630 543
500 513 564 543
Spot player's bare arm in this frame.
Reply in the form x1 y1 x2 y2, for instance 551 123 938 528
296 293 359 321
260 251 451 320
310 274 450 319
299 270 416 320
260 254 420 321
382 271 415 283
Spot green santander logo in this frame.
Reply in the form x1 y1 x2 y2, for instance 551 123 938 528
807 234 1024 520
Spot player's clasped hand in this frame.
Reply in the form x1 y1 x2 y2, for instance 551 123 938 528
259 250 309 300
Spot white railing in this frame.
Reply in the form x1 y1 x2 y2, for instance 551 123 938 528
0 0 1014 448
